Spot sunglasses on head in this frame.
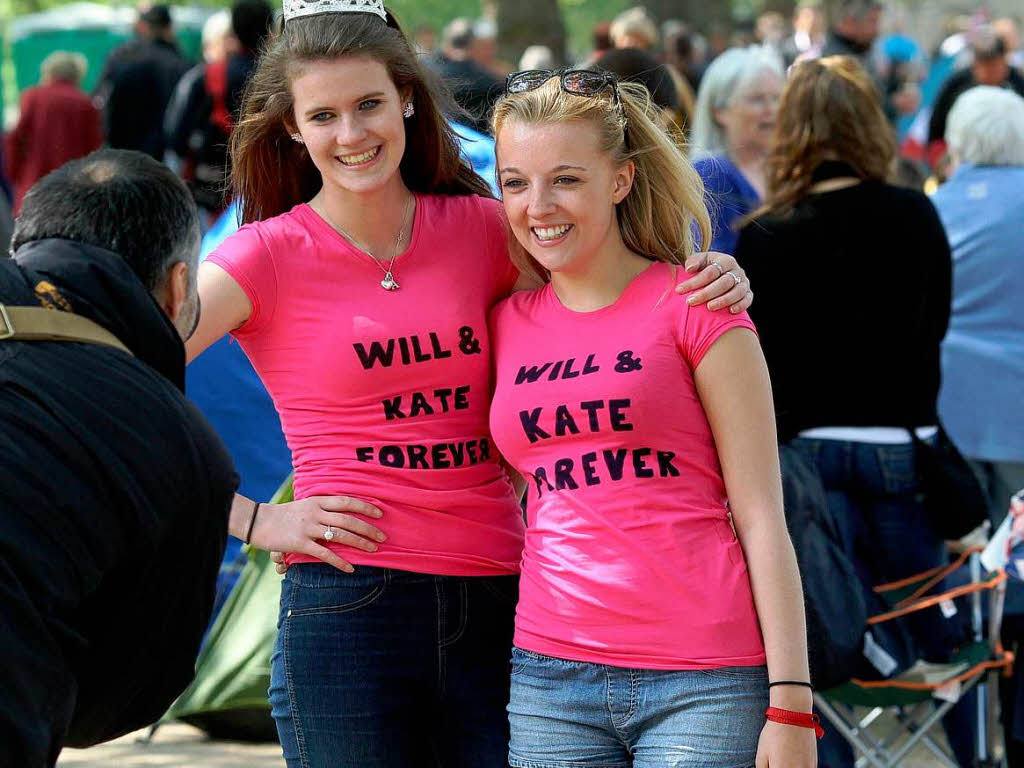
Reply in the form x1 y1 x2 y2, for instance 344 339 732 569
505 68 622 108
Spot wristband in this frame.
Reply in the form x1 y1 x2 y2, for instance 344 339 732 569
765 706 825 739
244 501 261 545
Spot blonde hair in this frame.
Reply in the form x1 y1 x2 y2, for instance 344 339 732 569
491 77 711 282
609 6 659 49
763 56 895 215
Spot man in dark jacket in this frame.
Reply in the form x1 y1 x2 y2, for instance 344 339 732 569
928 29 1024 150
426 17 501 134
94 5 190 159
0 149 237 767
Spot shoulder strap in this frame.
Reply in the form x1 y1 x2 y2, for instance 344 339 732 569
0 304 133 356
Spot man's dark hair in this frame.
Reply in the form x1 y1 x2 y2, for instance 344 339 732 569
12 149 200 292
971 29 1007 61
594 48 681 112
141 4 173 32
232 0 275 55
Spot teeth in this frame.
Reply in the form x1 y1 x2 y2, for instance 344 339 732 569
533 224 572 240
339 147 379 165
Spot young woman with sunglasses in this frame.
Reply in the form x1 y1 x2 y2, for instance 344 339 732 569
182 6 751 766
488 71 818 767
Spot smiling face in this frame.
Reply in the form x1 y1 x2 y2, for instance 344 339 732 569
289 56 409 197
497 118 634 277
714 70 783 157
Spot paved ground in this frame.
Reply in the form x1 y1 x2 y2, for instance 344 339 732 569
58 723 284 767
58 719 964 768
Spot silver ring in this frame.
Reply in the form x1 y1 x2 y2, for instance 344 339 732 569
323 525 334 541
726 270 742 288
709 260 724 278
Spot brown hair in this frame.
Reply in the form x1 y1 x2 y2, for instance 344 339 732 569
491 78 711 282
763 56 895 214
231 10 492 223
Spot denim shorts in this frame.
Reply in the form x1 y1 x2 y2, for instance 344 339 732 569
508 647 768 768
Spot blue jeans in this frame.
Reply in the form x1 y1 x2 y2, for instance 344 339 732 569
789 437 972 768
508 647 769 768
269 563 518 768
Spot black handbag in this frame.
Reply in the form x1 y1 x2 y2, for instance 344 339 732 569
907 425 989 540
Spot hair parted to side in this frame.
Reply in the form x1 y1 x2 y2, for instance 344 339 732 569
231 9 492 223
491 77 711 282
763 56 895 215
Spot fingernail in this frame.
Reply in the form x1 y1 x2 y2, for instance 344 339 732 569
731 306 741 314
345 565 355 573
686 295 697 305
686 264 699 273
368 544 378 552
709 302 721 311
376 532 386 541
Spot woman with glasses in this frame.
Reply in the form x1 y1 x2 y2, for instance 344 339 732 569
691 46 785 254
182 3 752 765
489 70 817 767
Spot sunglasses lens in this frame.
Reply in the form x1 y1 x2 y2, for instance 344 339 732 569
562 70 610 96
507 71 554 94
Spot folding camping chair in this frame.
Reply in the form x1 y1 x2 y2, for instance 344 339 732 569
815 545 1014 768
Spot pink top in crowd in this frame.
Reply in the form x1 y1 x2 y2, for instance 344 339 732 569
208 194 525 575
489 261 766 668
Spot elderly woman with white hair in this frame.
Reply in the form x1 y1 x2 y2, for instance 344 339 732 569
691 46 785 253
933 86 1024 518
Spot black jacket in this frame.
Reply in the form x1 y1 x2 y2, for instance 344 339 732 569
928 66 1024 144
0 239 237 766
95 38 190 159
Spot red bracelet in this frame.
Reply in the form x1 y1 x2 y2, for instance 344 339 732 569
765 707 825 739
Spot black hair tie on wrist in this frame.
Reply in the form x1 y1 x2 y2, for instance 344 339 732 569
244 501 261 545
768 680 814 690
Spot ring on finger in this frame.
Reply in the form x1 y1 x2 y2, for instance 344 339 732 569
709 260 724 278
323 524 335 541
726 270 743 288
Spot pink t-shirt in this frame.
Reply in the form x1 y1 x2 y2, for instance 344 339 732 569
489 261 766 669
208 194 525 575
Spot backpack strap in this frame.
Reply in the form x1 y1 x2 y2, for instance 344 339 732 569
0 303 133 356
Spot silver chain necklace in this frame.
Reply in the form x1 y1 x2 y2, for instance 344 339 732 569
320 196 414 291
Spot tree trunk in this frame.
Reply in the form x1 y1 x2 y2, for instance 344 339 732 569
496 0 567 67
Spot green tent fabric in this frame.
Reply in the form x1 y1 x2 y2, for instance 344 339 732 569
165 475 293 741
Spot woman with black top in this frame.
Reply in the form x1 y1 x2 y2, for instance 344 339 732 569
733 56 967 768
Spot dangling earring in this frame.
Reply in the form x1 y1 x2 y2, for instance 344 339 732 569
290 133 304 144
403 102 415 119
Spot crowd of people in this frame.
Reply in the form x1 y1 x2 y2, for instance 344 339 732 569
1 0 1023 767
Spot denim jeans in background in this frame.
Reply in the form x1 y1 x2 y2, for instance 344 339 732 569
269 563 518 768
788 437 973 768
508 647 768 768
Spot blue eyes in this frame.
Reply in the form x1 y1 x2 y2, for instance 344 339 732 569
501 176 580 189
309 101 381 122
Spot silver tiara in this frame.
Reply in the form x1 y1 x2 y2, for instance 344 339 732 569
283 0 386 23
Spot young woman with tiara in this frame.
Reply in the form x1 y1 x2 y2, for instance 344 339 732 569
184 2 753 764
488 72 818 766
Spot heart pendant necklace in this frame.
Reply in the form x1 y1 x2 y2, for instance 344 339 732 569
319 195 413 291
